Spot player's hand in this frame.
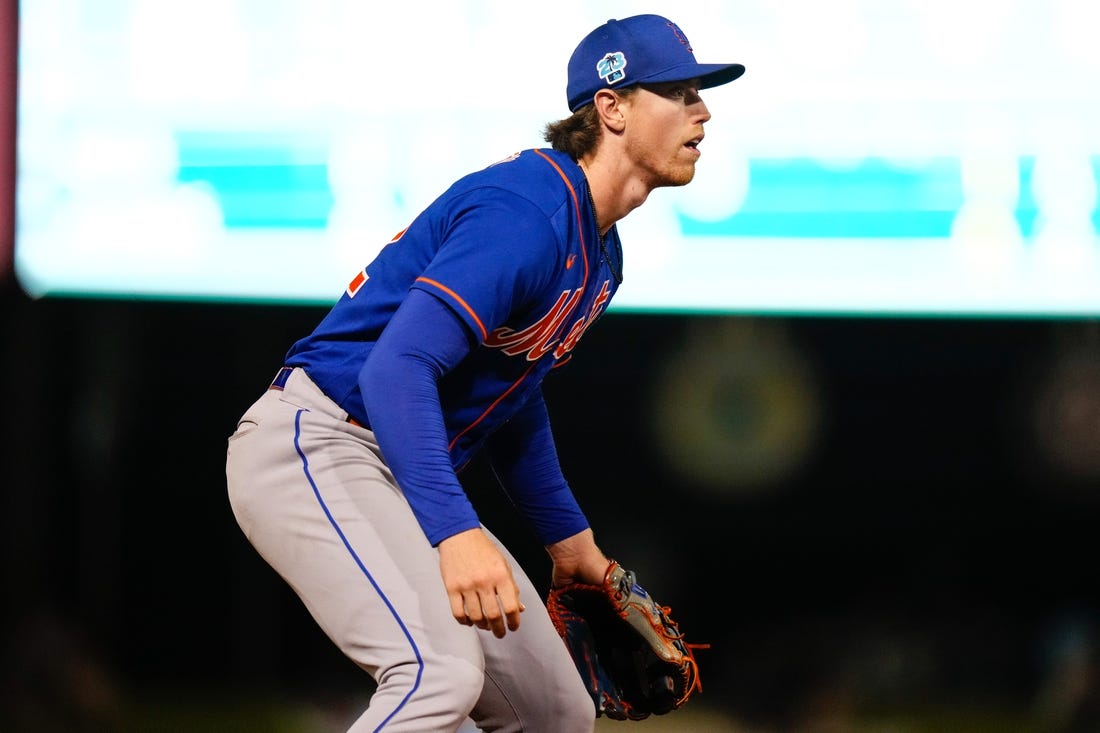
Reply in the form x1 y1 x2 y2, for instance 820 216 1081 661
438 528 525 638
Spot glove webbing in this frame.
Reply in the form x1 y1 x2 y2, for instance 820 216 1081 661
605 562 709 705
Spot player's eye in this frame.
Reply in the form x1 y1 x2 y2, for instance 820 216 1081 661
649 82 699 101
657 84 686 98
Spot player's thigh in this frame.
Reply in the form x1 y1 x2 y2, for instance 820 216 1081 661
265 409 483 675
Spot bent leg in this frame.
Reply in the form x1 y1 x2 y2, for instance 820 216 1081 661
227 369 485 732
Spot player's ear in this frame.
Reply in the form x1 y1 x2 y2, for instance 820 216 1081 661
593 89 626 133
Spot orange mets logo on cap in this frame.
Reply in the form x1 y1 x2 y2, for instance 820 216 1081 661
596 52 627 86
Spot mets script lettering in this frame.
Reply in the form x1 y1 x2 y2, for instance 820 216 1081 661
484 280 613 361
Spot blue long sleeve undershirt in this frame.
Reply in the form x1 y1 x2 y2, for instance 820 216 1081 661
484 395 590 544
358 288 588 546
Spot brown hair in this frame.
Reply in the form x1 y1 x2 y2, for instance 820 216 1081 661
542 86 639 159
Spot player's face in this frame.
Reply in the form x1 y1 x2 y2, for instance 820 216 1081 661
623 80 711 189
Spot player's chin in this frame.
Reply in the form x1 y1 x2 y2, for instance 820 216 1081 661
662 164 697 188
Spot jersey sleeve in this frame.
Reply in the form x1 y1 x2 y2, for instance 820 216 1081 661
411 189 562 343
358 288 481 546
484 390 590 545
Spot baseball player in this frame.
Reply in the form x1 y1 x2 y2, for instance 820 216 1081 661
225 14 744 733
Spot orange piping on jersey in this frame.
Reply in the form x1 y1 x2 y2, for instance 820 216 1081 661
415 276 489 342
533 149 590 284
447 361 540 452
448 151 592 454
346 268 368 298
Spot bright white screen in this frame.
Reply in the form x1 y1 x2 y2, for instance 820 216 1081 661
15 1 1100 315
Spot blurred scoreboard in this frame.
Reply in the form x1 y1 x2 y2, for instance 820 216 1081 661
14 0 1100 315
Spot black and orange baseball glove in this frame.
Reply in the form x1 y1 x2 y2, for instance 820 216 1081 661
546 560 708 721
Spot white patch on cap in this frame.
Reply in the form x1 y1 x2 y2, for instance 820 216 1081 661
596 52 627 86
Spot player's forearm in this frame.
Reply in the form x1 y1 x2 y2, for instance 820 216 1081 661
486 393 590 544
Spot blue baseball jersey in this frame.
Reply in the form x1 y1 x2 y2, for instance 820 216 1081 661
285 147 621 473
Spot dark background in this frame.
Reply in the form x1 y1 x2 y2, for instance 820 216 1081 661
2 272 1099 730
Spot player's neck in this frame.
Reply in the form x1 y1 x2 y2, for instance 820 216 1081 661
578 157 649 235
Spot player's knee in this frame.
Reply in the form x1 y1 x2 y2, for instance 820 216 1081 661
371 658 485 730
422 657 486 709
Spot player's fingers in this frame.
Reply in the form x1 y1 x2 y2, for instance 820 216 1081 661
464 593 489 630
499 590 525 633
505 603 522 633
451 594 473 626
479 591 507 639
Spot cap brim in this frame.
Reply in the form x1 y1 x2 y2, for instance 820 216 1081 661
697 63 746 89
631 62 745 91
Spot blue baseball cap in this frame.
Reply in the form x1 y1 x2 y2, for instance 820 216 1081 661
567 14 745 112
